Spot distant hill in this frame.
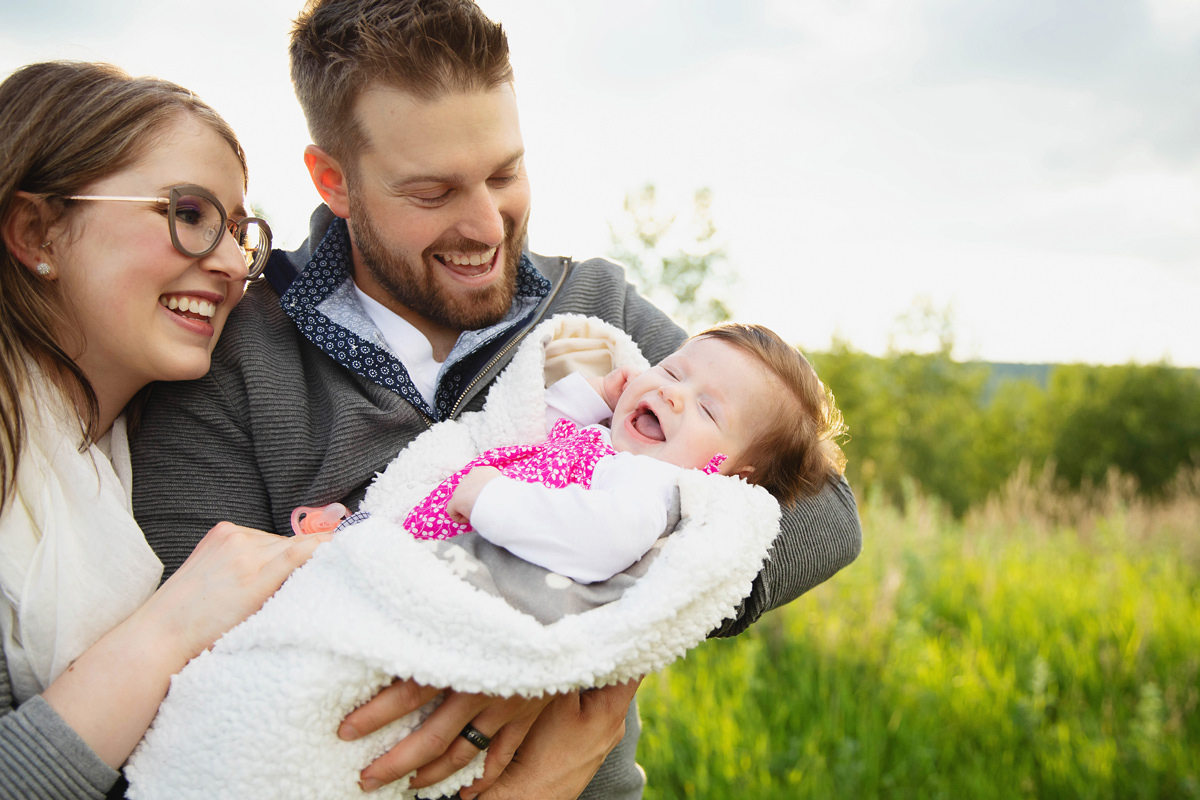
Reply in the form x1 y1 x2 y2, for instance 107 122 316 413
974 362 1054 402
971 361 1198 403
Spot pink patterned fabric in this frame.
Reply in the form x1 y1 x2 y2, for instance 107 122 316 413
403 418 730 541
404 418 615 540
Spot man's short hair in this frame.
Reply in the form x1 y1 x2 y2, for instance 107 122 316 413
290 0 513 166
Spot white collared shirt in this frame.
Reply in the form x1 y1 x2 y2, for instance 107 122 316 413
353 284 443 407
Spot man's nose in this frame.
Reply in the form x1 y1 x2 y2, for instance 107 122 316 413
455 184 504 246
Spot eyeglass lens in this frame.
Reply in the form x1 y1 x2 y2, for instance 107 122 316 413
234 220 270 273
171 191 269 274
171 192 226 256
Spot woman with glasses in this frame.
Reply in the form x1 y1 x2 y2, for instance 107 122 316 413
0 61 329 798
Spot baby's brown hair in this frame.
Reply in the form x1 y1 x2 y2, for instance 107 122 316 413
694 323 846 505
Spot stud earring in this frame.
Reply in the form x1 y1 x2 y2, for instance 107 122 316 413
35 262 52 277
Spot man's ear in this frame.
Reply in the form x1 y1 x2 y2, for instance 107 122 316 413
2 192 57 274
304 145 351 219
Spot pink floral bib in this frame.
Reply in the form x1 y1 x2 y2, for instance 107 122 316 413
404 418 617 540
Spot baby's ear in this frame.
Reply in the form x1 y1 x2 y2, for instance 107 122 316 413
729 463 756 481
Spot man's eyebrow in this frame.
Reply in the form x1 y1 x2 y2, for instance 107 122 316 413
386 149 525 191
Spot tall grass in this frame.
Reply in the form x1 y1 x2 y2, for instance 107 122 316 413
637 473 1200 798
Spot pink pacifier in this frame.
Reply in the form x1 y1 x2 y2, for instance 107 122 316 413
290 503 350 536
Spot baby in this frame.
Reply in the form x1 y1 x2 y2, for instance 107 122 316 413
401 322 846 583
127 318 842 800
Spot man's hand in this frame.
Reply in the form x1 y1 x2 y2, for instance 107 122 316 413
339 676 641 796
339 678 550 794
468 678 642 800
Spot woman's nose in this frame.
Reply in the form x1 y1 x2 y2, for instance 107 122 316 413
205 227 251 281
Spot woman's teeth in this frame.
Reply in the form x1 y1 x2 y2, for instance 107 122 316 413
160 295 216 319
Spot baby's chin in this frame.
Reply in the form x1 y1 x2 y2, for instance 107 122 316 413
608 426 637 456
609 425 662 461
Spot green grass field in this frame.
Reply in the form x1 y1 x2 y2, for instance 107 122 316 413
637 479 1200 799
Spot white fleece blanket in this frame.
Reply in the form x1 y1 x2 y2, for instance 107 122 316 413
125 315 781 800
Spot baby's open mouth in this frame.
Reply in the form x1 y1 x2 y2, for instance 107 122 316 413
631 406 665 441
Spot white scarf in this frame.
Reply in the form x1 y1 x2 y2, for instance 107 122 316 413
0 376 162 703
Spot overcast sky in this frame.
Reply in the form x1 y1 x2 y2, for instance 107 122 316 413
2 0 1197 365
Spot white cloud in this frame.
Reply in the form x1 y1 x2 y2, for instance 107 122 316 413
3 0 1197 365
1146 0 1200 44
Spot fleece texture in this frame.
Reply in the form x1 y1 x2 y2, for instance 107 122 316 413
124 316 781 800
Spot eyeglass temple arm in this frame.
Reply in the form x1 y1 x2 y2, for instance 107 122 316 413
65 195 168 203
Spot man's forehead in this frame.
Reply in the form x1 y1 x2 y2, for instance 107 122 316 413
352 82 523 176
353 82 520 137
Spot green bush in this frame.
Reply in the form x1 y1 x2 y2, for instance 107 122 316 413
1045 364 1200 496
808 344 1200 516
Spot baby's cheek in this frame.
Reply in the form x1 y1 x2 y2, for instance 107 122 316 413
608 422 630 454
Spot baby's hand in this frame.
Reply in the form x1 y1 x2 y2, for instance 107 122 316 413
447 466 503 525
589 366 640 411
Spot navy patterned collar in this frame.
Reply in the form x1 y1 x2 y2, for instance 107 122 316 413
280 217 550 420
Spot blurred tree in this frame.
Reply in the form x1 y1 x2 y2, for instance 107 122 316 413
887 349 988 517
809 339 899 507
972 377 1053 498
812 332 1200 514
812 316 992 517
889 296 959 356
607 183 734 332
882 302 989 515
1047 363 1200 496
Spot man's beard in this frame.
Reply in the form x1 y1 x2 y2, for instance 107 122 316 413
349 194 528 332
